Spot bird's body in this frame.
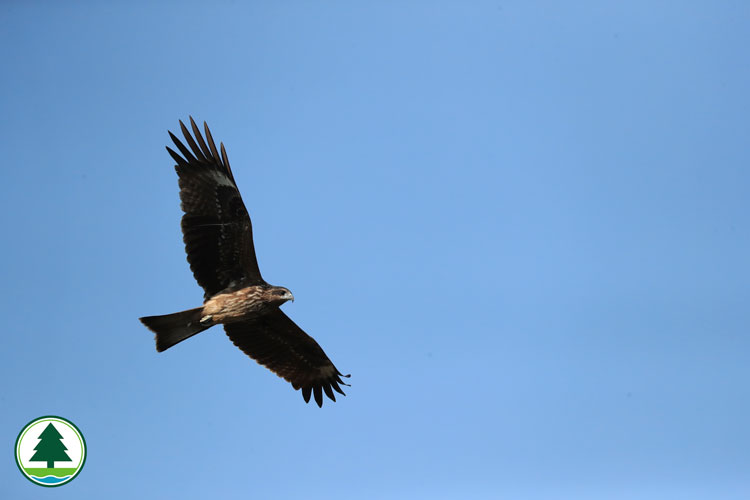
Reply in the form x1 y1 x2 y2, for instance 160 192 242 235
139 118 349 407
200 284 293 324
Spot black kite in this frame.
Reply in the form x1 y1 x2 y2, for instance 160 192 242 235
139 118 349 407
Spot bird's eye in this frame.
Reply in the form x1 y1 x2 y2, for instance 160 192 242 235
275 290 286 296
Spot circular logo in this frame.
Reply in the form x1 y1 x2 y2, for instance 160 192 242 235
14 416 86 487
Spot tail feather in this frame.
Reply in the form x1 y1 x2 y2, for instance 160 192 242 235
139 307 209 352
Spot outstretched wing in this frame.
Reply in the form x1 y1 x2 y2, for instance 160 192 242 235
166 117 264 298
224 309 350 407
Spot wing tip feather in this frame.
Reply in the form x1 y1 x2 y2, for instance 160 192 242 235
203 121 223 169
313 385 323 407
166 146 187 166
168 117 231 173
301 386 312 403
179 119 207 162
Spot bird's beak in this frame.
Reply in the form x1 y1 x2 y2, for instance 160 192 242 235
287 292 295 303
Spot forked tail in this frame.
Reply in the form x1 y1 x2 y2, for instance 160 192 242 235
139 307 209 352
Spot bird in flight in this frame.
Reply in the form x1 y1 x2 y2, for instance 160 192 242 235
139 117 349 407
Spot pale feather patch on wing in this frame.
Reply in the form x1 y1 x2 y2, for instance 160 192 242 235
209 169 237 189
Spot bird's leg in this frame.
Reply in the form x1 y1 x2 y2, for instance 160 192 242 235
200 315 214 326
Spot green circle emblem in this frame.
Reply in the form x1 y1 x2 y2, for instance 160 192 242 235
14 416 86 487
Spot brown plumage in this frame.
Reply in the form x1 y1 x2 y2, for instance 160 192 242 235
139 117 349 407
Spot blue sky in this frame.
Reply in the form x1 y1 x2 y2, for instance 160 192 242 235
1 2 749 498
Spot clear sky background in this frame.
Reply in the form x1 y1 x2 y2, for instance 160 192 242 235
1 2 749 499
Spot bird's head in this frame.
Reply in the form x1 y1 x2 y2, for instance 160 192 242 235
266 286 295 305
